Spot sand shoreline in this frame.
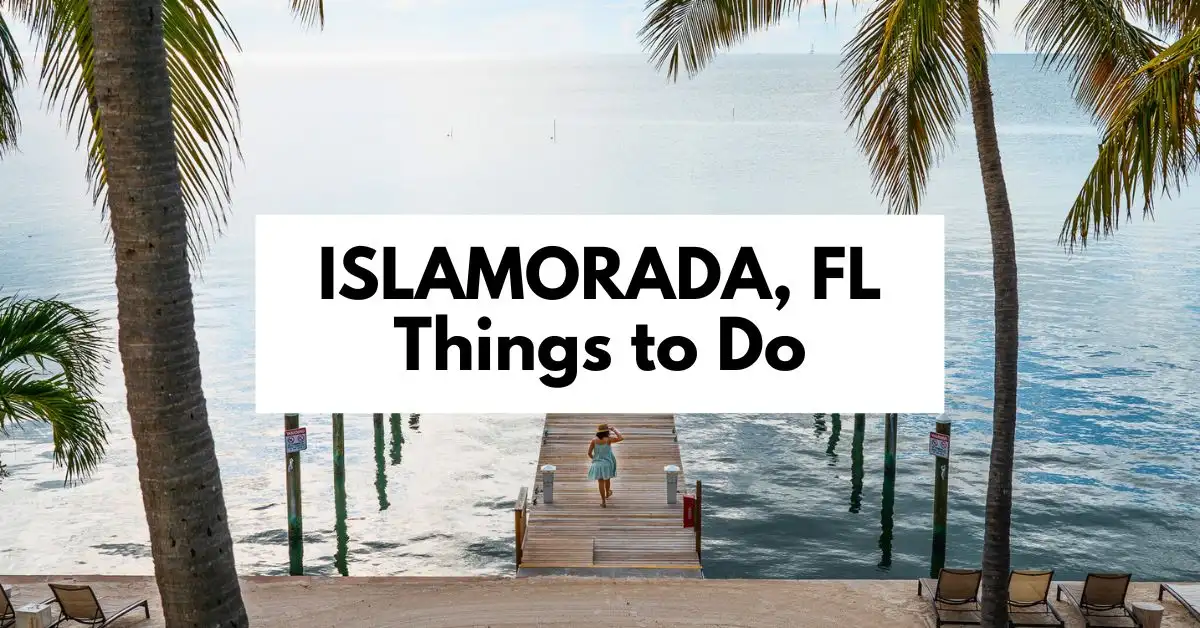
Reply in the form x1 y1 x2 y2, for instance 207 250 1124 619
2 575 1196 627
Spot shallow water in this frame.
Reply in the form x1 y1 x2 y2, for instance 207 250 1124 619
1 55 1198 580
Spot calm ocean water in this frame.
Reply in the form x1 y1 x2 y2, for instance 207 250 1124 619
1 55 1198 581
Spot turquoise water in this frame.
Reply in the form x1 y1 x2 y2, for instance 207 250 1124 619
1 55 1198 580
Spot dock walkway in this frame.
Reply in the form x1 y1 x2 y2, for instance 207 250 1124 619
514 413 702 577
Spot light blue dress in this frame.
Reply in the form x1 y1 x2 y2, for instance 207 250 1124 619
588 442 617 480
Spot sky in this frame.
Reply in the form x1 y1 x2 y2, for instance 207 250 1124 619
219 0 1030 61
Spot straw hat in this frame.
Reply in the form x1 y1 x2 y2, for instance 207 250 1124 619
596 423 609 432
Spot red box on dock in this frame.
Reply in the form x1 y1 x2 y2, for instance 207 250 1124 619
682 494 695 528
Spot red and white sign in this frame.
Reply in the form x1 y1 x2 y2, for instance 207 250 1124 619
285 427 307 454
929 431 950 459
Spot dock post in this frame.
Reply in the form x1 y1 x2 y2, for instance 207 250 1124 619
694 480 703 560
284 413 303 575
931 419 951 577
332 413 348 576
514 487 528 569
850 414 866 513
541 465 556 504
884 412 898 481
664 465 680 504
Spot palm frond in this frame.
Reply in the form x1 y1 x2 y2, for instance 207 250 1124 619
290 0 325 28
12 0 242 267
0 295 109 482
1122 0 1200 35
1061 24 1200 246
841 0 970 215
1019 0 1162 122
639 0 814 80
0 295 109 394
0 11 25 155
0 369 108 482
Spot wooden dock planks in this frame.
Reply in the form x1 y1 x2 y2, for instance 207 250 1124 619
516 413 702 577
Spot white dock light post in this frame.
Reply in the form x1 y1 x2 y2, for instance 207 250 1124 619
541 464 556 504
665 465 680 505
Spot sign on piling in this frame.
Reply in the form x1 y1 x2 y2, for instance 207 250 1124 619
285 427 308 454
928 431 949 459
284 414 304 575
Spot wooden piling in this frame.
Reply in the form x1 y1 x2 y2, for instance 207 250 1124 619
879 413 898 570
883 412 898 481
694 480 703 560
931 419 950 577
514 487 528 569
285 413 303 575
332 413 348 576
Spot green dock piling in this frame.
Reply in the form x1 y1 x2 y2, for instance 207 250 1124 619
285 413 303 575
332 413 348 576
931 419 950 577
878 413 898 570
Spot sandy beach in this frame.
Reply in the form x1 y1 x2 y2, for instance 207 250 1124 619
1 576 1194 627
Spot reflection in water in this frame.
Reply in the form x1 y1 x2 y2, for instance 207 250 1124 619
879 414 897 570
373 414 390 511
408 413 420 432
813 413 826 437
389 413 405 465
826 414 841 461
333 413 349 576
850 414 865 513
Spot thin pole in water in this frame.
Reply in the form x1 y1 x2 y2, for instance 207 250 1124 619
332 413 348 576
931 419 951 577
285 413 303 575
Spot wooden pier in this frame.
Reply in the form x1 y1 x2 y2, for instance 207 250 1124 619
514 413 703 577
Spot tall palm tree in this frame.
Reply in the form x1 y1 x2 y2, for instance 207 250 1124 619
640 1 1156 625
84 0 246 623
0 295 109 482
1 0 321 625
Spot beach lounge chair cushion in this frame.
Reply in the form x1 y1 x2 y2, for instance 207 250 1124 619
1007 570 1064 628
1057 573 1138 628
918 568 982 627
47 583 149 628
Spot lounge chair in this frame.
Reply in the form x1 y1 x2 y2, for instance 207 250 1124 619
1 583 13 628
918 568 983 626
2 584 55 628
1007 570 1064 627
1056 573 1139 627
46 583 149 627
1159 583 1200 623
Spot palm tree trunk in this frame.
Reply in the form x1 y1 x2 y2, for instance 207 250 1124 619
962 3 1019 628
87 1 248 625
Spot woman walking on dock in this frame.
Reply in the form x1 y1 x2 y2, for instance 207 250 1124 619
587 423 623 507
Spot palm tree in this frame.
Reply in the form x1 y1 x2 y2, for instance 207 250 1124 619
1 0 321 625
640 1 1156 625
0 295 109 482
